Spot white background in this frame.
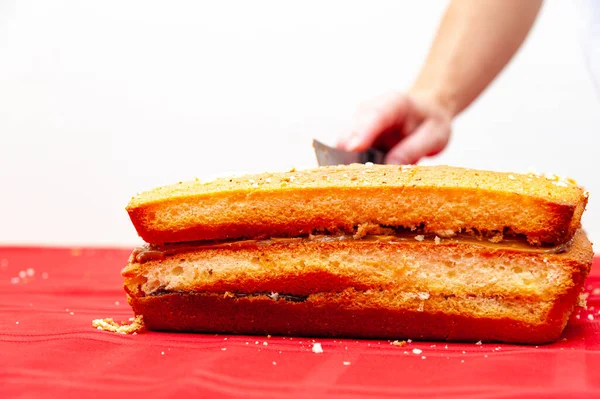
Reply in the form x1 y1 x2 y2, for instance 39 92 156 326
0 0 598 248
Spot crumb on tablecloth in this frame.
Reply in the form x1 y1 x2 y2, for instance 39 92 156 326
312 343 324 354
92 315 144 334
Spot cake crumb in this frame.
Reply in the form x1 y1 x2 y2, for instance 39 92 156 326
312 343 324 354
343 361 351 366
392 340 407 347
588 314 595 321
578 293 588 309
414 235 425 242
475 340 482 345
412 348 422 355
435 230 456 238
434 236 441 245
269 292 280 301
488 233 504 243
581 292 590 300
353 223 395 239
92 315 144 334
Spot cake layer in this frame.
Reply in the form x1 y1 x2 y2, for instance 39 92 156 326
128 286 582 344
123 230 592 299
126 165 587 246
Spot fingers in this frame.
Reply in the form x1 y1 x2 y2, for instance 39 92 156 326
337 91 453 164
384 117 451 165
338 93 411 151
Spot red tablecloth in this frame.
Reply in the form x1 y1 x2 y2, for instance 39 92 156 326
1 247 599 398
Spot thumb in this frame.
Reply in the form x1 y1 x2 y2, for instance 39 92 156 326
384 118 450 165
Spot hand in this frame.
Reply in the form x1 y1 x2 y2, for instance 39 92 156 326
337 92 453 165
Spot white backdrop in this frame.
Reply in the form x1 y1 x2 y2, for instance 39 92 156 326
0 0 598 247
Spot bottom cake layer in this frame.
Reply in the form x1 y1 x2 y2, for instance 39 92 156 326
128 283 583 344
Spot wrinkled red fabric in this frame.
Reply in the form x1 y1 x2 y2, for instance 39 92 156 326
1 246 599 398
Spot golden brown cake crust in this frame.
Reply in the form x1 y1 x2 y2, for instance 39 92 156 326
126 165 587 246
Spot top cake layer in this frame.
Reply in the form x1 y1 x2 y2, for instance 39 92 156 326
126 164 588 246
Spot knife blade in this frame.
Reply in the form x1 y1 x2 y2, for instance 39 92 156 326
312 139 385 166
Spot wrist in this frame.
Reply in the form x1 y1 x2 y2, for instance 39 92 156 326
407 86 457 122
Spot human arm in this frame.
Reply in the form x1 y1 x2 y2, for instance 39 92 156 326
338 0 543 164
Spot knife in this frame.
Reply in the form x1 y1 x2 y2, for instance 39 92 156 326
312 139 386 166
